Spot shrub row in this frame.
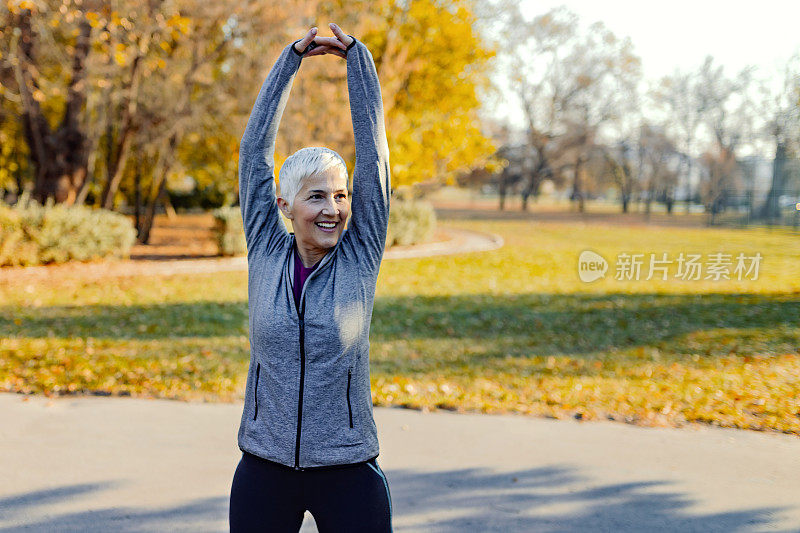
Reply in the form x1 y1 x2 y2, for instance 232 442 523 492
385 198 437 247
0 193 436 266
0 192 137 267
212 206 247 256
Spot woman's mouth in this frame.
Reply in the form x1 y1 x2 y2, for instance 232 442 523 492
315 221 338 233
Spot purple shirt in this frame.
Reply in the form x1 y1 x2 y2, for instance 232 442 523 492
292 245 319 310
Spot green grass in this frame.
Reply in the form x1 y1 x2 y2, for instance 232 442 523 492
2 219 799 434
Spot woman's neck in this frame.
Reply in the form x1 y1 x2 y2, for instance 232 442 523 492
295 241 327 268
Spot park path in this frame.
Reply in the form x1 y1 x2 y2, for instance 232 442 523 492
1 392 799 532
0 227 502 281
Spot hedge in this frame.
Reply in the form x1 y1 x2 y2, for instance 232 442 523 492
0 192 137 267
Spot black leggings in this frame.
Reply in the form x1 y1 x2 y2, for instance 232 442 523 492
229 451 393 532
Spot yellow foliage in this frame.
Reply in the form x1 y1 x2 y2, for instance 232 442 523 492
363 0 496 186
113 50 126 66
166 14 191 35
7 0 38 14
86 11 100 28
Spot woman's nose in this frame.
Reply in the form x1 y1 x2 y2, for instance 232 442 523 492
322 197 339 215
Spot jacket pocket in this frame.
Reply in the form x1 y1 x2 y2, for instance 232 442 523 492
346 367 354 428
253 362 260 421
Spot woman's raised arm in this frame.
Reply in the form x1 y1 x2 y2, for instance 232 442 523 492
238 28 345 254
332 24 391 270
238 37 305 254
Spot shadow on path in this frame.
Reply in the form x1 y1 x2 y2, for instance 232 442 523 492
0 464 787 532
386 464 785 532
0 481 227 533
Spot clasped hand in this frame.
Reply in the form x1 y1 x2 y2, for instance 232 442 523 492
293 23 354 58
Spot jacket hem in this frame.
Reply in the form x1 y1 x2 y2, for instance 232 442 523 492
239 443 379 471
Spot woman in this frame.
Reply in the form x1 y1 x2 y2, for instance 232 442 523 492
229 23 393 532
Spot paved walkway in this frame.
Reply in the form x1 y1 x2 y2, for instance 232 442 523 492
0 227 503 281
1 392 799 532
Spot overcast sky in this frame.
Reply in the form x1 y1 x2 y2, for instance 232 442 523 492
492 1 800 128
522 0 800 81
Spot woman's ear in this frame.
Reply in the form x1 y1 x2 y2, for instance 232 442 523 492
277 197 294 220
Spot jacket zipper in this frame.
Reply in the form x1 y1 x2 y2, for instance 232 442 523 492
294 306 305 470
291 241 334 471
253 362 260 421
347 367 354 428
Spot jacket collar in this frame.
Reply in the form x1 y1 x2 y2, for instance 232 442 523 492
286 233 339 287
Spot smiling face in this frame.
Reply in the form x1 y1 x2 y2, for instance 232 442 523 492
278 168 350 265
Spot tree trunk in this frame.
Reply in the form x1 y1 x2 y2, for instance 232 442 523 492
100 50 145 210
134 166 142 240
498 172 507 211
683 154 693 214
138 135 178 244
162 187 177 219
573 155 585 213
520 159 547 212
16 9 92 205
760 141 786 223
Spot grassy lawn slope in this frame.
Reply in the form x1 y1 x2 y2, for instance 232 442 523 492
2 219 798 435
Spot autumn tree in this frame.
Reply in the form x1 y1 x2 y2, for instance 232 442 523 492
0 0 274 242
637 122 679 217
2 0 496 245
651 70 706 213
2 0 96 205
693 57 756 224
274 0 496 189
497 6 641 212
758 54 800 223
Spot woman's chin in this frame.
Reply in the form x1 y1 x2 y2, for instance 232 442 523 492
314 234 341 249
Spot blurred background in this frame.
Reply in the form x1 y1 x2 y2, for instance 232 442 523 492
3 0 800 229
1 0 799 435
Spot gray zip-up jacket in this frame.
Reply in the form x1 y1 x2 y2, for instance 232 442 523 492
236 37 390 470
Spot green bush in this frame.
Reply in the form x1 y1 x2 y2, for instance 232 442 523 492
386 198 437 247
0 192 137 267
212 206 246 256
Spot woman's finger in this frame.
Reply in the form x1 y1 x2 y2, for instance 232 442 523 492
305 44 332 57
328 23 354 47
306 45 346 58
305 45 336 57
293 26 318 53
313 35 347 50
325 46 347 58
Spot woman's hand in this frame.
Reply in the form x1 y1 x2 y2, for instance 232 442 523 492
328 23 354 48
293 26 349 58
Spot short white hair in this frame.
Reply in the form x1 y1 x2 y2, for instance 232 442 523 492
278 147 349 208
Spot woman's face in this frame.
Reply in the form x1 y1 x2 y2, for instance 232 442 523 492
282 169 350 256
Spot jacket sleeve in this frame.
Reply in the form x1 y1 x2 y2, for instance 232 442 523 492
342 38 391 271
239 43 304 255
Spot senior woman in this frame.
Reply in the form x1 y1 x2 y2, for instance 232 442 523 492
228 23 393 532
